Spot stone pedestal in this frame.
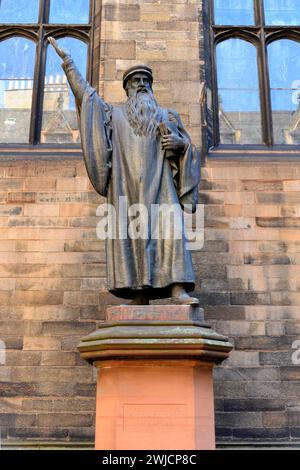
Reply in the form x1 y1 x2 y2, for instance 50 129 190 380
78 306 232 451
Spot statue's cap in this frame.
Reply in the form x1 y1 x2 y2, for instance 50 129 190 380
123 65 153 89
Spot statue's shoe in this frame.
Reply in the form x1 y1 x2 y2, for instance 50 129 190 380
173 294 200 306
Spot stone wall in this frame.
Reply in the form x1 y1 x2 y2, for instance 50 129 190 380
98 0 202 147
0 157 103 443
0 0 299 447
200 160 300 444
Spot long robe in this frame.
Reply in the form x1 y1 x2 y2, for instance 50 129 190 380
62 58 201 299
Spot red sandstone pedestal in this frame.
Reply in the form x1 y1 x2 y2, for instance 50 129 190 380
78 306 232 451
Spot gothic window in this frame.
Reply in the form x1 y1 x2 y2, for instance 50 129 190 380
216 38 262 144
0 0 94 146
204 0 300 151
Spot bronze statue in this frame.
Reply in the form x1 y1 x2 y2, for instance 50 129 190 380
49 38 201 306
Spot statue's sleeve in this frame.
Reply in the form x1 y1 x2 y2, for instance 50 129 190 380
61 56 89 105
169 110 201 213
62 56 113 198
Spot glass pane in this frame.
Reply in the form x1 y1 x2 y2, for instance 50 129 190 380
41 37 87 144
49 0 90 24
264 0 300 26
269 40 300 145
0 37 36 143
216 39 262 144
214 0 255 25
0 0 39 23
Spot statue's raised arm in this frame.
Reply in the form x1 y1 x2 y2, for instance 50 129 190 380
48 37 113 198
48 37 90 105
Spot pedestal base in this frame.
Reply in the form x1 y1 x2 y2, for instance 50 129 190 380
78 306 232 451
94 359 216 450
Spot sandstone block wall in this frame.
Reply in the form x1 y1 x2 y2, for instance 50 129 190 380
200 160 300 443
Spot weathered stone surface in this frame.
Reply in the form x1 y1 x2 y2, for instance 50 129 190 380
79 305 232 365
106 305 204 322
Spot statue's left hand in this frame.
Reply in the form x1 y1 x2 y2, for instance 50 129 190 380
161 133 188 154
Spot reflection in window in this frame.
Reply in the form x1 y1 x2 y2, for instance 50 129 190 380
264 0 300 26
0 0 39 23
41 37 87 144
0 37 36 143
269 40 300 145
214 0 254 25
216 39 262 144
49 0 90 24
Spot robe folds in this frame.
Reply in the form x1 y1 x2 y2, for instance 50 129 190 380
62 58 201 299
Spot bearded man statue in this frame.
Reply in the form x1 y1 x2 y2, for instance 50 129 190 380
49 37 201 306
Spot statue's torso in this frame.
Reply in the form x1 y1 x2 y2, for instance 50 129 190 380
107 105 180 207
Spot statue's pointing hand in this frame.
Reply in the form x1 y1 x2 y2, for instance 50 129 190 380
48 37 69 60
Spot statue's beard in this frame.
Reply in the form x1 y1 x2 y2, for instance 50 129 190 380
125 89 163 137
